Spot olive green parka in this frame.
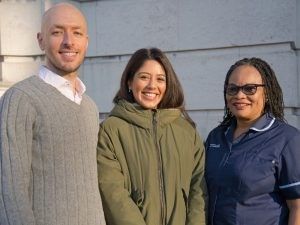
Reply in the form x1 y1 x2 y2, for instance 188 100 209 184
97 100 207 225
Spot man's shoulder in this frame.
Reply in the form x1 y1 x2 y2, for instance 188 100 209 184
5 75 40 93
0 76 45 106
82 94 98 108
2 76 35 95
13 75 39 88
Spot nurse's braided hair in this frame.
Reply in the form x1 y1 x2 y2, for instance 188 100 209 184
221 57 285 126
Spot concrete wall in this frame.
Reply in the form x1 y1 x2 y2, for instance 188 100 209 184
0 0 299 138
0 0 43 87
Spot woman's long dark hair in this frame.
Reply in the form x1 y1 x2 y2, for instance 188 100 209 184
114 47 195 127
221 57 285 126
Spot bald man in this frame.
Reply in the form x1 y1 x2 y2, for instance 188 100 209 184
0 3 106 225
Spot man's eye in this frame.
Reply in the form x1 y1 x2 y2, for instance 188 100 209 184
52 31 62 36
74 31 83 36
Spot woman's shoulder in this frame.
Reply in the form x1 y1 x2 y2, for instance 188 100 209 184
171 114 195 130
169 116 206 143
274 119 300 139
208 124 228 135
100 115 128 130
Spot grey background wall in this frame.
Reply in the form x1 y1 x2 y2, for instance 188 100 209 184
0 0 299 139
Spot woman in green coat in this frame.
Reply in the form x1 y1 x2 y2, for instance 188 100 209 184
97 48 207 225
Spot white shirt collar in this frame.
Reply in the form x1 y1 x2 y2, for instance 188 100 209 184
38 66 86 104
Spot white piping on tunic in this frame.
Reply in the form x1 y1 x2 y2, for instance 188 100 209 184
251 118 275 132
279 181 300 189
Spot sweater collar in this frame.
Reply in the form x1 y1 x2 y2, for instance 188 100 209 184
38 66 86 97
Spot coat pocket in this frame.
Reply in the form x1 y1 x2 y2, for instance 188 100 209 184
131 189 144 211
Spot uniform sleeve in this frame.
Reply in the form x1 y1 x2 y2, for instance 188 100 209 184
97 125 146 225
186 131 208 225
279 130 300 199
0 89 36 225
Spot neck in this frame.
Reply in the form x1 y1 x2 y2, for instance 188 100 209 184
43 65 79 95
59 73 78 95
62 73 77 85
44 65 79 90
234 117 259 139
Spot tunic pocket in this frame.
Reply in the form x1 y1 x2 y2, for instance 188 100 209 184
238 156 277 201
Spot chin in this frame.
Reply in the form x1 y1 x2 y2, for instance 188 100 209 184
139 100 158 109
141 104 157 109
233 113 249 119
143 106 156 109
61 65 80 73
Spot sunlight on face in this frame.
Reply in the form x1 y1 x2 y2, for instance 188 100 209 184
37 4 88 76
128 60 167 109
226 65 266 123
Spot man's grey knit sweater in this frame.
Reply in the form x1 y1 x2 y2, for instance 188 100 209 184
0 76 106 225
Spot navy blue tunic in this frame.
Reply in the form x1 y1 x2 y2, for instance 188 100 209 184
205 114 300 225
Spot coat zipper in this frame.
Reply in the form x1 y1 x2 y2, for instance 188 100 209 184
153 111 166 225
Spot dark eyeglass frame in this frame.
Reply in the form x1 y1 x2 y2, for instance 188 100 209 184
225 83 265 96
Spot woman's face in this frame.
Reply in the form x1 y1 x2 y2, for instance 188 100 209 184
128 59 167 109
226 65 266 123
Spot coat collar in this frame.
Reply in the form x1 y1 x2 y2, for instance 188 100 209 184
110 99 181 129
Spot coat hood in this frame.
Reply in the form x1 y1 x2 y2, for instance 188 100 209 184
110 99 182 129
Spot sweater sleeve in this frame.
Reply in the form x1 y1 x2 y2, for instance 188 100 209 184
97 125 146 225
186 131 208 225
0 88 36 225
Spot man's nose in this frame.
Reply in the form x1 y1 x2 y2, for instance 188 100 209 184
62 32 74 46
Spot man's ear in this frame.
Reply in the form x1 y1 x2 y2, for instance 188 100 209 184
86 36 89 49
37 32 44 51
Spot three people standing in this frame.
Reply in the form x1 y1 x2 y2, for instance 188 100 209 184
1 2 300 225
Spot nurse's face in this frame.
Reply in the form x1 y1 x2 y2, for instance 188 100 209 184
226 65 266 124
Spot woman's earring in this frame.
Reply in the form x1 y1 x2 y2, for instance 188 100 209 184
128 88 132 93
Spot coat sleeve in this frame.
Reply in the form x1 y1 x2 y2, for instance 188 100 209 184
186 132 208 225
97 125 147 225
0 89 36 225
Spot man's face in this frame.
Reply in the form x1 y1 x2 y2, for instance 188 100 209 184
37 4 88 76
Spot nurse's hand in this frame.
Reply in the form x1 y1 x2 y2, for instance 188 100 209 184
287 199 300 225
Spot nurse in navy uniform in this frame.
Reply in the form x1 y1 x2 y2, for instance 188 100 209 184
205 57 300 225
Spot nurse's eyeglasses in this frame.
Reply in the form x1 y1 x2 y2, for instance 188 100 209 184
226 84 265 96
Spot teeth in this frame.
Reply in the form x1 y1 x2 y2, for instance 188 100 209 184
234 103 247 107
62 52 76 56
144 93 156 97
